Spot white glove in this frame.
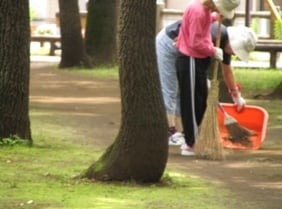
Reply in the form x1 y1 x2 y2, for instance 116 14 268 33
232 94 246 112
214 47 223 61
207 79 211 89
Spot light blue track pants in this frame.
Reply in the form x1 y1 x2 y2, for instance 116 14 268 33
156 28 180 116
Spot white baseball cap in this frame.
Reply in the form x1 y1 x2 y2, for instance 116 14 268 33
227 25 257 62
213 0 241 19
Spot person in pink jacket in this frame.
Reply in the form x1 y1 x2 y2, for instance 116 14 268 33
175 0 240 156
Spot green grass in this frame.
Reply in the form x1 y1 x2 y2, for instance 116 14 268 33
0 141 237 209
233 68 282 90
70 66 119 79
68 66 282 91
3 66 278 209
0 109 246 209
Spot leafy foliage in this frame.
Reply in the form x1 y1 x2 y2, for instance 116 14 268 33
29 7 37 21
274 13 282 39
274 20 282 39
251 18 258 34
0 135 27 147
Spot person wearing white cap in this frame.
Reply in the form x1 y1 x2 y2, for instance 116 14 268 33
210 22 257 110
227 25 257 62
156 20 257 155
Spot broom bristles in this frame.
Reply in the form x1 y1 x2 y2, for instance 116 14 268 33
219 103 257 147
194 80 224 160
194 19 223 160
226 122 254 138
225 122 257 147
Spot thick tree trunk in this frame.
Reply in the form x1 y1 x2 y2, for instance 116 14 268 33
58 0 92 68
83 0 168 182
84 0 118 66
0 1 32 143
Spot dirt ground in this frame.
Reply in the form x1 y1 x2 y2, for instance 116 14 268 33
30 62 282 209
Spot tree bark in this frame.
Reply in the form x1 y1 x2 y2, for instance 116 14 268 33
83 0 168 183
0 1 32 143
58 0 92 68
84 0 118 66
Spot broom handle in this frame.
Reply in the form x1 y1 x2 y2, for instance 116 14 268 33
212 17 223 81
217 102 227 116
218 102 238 121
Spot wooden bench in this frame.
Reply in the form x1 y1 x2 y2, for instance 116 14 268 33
30 35 61 56
255 39 282 68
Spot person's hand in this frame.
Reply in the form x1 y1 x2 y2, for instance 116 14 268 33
229 83 245 112
232 94 246 112
214 47 223 61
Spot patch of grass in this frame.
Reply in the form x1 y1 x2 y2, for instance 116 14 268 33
53 64 282 93
0 135 28 147
0 139 237 209
0 109 252 209
69 66 119 79
233 68 282 90
69 66 281 91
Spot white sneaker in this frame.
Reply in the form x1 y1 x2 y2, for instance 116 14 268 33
169 132 185 146
180 144 195 156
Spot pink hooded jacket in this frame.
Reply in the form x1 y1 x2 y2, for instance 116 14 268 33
176 0 217 58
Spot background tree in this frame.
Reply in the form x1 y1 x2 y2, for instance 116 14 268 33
82 0 168 182
58 0 92 68
0 0 32 143
84 0 118 66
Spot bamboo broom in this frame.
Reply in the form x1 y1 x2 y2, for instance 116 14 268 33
193 18 224 160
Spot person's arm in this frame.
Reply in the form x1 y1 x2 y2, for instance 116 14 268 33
221 63 246 111
221 63 237 92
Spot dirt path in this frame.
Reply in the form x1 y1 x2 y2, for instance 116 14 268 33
30 63 282 209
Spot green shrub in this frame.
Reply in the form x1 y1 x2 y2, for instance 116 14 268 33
274 13 282 39
0 135 27 147
274 20 282 39
29 7 37 21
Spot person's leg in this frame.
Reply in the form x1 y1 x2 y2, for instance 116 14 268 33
194 58 211 126
156 30 180 135
176 55 197 148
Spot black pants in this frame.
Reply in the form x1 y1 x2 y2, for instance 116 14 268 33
176 54 211 147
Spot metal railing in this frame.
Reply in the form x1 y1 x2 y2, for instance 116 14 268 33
156 5 274 39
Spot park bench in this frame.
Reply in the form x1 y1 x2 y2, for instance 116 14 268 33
30 35 61 56
255 39 282 68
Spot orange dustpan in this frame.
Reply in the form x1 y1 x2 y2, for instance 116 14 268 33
217 103 269 150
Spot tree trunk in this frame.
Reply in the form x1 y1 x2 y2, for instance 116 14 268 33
83 0 168 183
84 0 118 66
58 0 92 68
0 1 32 143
